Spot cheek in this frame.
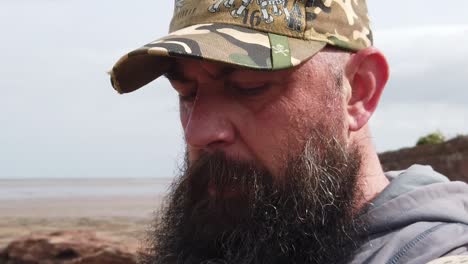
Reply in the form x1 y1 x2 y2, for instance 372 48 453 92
238 94 311 173
248 82 334 161
179 101 191 129
179 103 198 162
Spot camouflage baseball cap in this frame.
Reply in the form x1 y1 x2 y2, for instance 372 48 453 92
110 0 373 94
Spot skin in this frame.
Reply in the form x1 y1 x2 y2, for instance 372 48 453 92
167 46 390 211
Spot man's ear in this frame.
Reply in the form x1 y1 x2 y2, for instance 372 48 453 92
345 47 389 132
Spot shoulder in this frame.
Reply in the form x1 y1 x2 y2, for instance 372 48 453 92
427 255 468 264
352 222 468 264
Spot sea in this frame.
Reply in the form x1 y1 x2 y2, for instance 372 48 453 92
0 178 173 201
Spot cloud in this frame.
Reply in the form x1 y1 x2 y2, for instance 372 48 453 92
369 25 468 151
371 102 468 152
379 25 468 73
376 24 468 104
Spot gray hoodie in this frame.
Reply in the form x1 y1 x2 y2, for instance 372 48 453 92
351 165 468 264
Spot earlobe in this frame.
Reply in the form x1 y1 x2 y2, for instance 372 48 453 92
345 48 389 132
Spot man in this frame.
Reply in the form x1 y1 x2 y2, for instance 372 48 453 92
110 0 468 263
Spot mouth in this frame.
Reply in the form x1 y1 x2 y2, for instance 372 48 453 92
207 180 243 199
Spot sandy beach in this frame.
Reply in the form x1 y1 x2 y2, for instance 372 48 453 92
0 178 172 250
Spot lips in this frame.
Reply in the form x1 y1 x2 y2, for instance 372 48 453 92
207 180 242 199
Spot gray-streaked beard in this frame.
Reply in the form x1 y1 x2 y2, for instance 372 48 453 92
140 130 367 264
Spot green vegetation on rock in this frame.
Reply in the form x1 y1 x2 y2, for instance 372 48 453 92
416 131 446 146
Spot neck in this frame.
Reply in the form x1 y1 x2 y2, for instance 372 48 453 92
351 125 389 212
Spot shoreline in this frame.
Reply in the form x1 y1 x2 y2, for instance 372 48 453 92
0 178 170 250
0 195 164 218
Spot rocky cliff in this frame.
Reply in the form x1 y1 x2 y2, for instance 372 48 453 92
379 136 468 182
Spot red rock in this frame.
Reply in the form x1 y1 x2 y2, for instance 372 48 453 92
0 230 137 264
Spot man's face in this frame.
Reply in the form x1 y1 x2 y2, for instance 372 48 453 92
143 49 367 264
168 49 349 178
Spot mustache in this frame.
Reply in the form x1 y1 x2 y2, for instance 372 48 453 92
186 152 272 203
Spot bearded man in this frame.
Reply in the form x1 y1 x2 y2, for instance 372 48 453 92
110 1 468 263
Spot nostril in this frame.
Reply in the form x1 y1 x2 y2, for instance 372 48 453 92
207 140 230 149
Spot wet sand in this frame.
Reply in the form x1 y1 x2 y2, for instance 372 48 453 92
0 178 171 249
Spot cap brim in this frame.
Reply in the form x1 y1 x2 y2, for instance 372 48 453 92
110 23 326 94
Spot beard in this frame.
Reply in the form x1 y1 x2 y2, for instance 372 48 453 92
140 128 368 264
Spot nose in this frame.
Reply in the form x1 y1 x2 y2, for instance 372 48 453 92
183 92 236 151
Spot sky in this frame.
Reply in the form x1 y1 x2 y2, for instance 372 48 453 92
0 0 467 179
